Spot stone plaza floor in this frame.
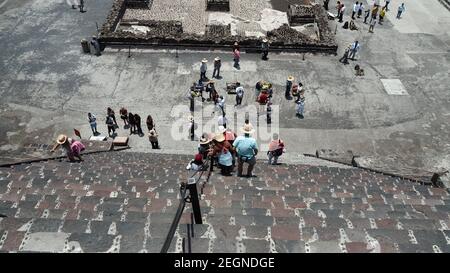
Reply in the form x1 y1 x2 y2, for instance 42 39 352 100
0 0 449 175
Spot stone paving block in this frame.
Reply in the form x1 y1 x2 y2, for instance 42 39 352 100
124 211 148 223
271 225 300 241
150 223 172 238
245 226 268 239
412 230 447 247
397 243 434 253
0 231 26 252
242 239 270 253
67 233 116 252
252 215 275 226
61 220 88 234
212 237 237 253
274 239 305 253
398 219 439 230
29 219 62 233
190 238 211 253
307 241 342 253
90 221 112 235
345 242 372 253
119 234 146 253
366 229 411 245
102 211 123 222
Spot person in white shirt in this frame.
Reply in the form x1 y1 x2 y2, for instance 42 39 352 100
235 83 244 106
352 1 359 20
218 115 228 128
339 4 345 22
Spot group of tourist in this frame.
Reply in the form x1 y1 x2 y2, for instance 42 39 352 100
87 107 160 148
187 119 286 179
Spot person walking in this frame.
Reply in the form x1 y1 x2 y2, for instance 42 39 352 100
339 45 350 64
87 113 98 135
384 0 390 11
148 129 160 149
233 124 258 177
119 107 128 127
396 3 405 19
235 83 244 106
212 57 221 78
267 101 272 124
261 38 269 60
50 134 85 162
107 107 117 126
363 6 370 23
379 7 386 24
348 41 360 60
370 5 379 24
134 113 143 135
128 112 136 134
218 114 228 129
352 2 359 20
79 0 85 12
295 91 306 119
146 115 154 131
218 95 225 116
285 76 294 100
357 2 364 18
323 0 329 11
255 80 263 101
339 4 345 22
267 133 285 165
369 17 377 33
200 58 207 81
336 1 342 18
106 115 116 137
233 48 240 69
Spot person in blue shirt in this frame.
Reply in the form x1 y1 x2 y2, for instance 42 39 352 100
233 124 258 177
396 3 405 19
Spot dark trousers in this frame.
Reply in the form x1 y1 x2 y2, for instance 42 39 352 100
108 126 115 136
234 58 239 68
130 124 136 134
352 11 356 19
200 71 206 81
212 67 220 78
151 141 159 149
136 124 143 135
218 163 232 176
236 96 242 106
364 12 370 23
339 52 349 64
339 13 343 22
262 50 268 60
237 156 256 177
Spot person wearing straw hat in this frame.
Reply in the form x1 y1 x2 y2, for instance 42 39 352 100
267 133 285 165
200 58 208 81
210 132 234 176
148 128 160 149
286 76 294 100
233 124 258 177
261 38 269 60
50 134 85 162
198 133 212 158
212 57 221 79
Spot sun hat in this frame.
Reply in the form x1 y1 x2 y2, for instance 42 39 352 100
214 57 220 61
56 134 68 144
214 133 225 142
287 76 294 82
199 133 211 144
217 126 226 134
149 129 156 136
202 58 207 63
241 124 255 135
262 38 268 43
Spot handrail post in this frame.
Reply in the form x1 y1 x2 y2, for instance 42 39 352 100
187 182 202 224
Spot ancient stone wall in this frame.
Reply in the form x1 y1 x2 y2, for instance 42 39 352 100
125 0 152 9
287 4 316 25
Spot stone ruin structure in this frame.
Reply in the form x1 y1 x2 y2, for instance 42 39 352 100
98 0 337 54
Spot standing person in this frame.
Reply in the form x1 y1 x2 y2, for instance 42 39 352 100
218 114 228 129
134 114 143 135
348 41 360 60
255 80 263 101
364 6 370 23
369 17 377 33
200 58 207 81
233 124 258 177
357 2 364 18
210 133 234 176
266 101 272 124
352 2 359 20
148 129 160 149
324 0 329 11
295 91 306 119
339 4 345 23
211 88 219 113
261 38 269 60
146 115 154 131
106 115 115 137
396 3 405 19
50 134 85 162
212 57 221 79
285 76 294 100
218 95 225 116
90 36 101 56
119 107 128 127
257 90 269 115
379 7 386 24
339 45 350 64
384 0 390 11
235 83 244 106
232 41 240 52
233 48 240 69
128 112 136 134
79 0 85 12
267 134 285 165
107 107 117 126
189 116 195 141
206 81 216 101
336 1 342 18
87 113 98 135
370 5 379 24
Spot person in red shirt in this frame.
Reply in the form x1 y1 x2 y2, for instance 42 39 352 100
267 134 285 165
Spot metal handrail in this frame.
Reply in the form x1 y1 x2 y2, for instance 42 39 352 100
160 160 211 253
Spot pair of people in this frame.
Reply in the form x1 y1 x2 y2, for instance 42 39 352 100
51 134 85 162
128 112 143 135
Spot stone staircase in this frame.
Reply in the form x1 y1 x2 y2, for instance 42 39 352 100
1 151 450 253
